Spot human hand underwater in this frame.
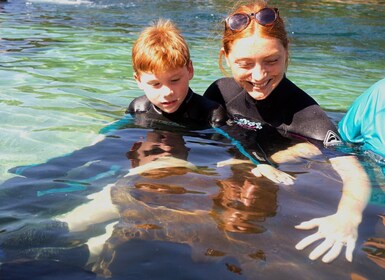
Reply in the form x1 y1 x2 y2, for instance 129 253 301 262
251 164 295 185
295 213 361 263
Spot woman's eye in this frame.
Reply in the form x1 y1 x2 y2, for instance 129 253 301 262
238 62 253 68
266 59 279 65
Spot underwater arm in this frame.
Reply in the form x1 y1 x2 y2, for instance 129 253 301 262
266 139 371 262
295 154 371 263
213 126 295 185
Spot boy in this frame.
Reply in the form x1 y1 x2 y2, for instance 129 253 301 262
127 19 227 129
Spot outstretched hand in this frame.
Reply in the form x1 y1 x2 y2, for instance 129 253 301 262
251 164 295 185
295 213 360 263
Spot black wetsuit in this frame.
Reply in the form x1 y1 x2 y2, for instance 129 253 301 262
127 88 227 130
204 76 342 146
127 89 285 164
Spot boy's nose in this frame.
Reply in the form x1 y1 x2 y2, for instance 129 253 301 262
162 86 174 97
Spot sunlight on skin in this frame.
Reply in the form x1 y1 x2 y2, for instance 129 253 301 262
270 142 322 163
251 141 371 263
216 158 250 167
217 158 295 185
251 164 295 185
217 142 320 185
295 155 371 263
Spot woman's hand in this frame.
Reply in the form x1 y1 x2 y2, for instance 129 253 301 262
294 212 361 263
251 164 295 185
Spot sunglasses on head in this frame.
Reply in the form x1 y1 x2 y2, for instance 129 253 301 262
225 7 279 32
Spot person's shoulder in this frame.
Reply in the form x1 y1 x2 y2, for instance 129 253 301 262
349 78 385 108
126 95 152 114
368 78 385 96
282 77 312 96
191 91 219 107
215 77 237 85
188 91 228 127
206 77 239 92
374 77 385 88
204 77 243 105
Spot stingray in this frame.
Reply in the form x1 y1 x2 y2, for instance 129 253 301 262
56 155 287 278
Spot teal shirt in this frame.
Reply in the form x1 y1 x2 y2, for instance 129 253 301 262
338 78 385 160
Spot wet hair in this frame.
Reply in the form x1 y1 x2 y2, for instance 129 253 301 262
132 19 191 75
220 0 289 73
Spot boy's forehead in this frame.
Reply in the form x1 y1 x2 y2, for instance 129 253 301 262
138 66 188 80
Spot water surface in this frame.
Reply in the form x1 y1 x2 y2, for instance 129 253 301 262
0 0 385 279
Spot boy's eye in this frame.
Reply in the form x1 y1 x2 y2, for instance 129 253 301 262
171 78 181 83
150 82 161 88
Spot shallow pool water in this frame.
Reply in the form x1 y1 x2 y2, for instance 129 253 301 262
0 0 385 279
1 124 385 279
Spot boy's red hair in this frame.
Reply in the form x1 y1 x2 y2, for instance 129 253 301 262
132 19 190 75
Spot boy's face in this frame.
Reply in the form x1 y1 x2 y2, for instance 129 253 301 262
134 61 194 113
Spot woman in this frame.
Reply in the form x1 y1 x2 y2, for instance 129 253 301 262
205 4 336 143
204 1 371 263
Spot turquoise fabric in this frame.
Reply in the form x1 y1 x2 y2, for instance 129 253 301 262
338 78 385 160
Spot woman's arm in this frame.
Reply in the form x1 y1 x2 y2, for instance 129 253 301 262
270 142 371 262
213 125 295 185
295 155 371 262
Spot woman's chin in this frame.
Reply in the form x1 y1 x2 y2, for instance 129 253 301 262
248 91 271 101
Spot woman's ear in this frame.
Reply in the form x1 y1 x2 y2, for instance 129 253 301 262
284 49 289 70
220 47 230 67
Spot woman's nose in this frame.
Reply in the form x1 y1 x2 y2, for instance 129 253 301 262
251 64 266 81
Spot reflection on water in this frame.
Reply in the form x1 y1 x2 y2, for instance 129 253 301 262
212 163 278 234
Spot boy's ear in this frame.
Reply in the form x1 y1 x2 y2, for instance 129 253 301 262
134 72 140 82
187 60 194 81
134 72 144 89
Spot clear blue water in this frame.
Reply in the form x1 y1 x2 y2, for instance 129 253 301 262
0 0 385 279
